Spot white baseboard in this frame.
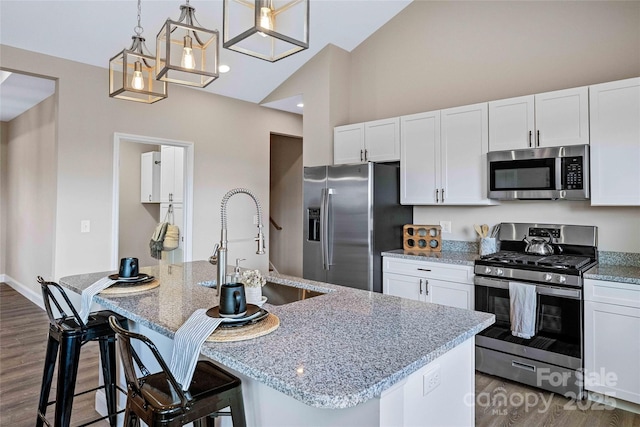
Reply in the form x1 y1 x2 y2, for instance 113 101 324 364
588 391 640 415
2 274 45 310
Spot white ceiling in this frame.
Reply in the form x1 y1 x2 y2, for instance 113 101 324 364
0 0 411 117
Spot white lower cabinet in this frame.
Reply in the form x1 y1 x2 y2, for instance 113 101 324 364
584 278 640 405
383 257 474 310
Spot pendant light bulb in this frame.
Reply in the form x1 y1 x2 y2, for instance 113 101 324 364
258 6 273 37
132 61 145 90
181 35 196 69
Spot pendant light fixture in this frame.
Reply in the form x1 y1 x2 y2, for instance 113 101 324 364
156 0 219 88
223 0 309 62
109 0 167 104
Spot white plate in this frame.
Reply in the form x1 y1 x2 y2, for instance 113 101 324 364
254 296 268 307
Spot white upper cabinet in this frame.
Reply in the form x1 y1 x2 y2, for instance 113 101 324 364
160 145 184 204
333 123 364 165
535 86 590 148
334 118 400 164
400 111 440 205
488 95 535 151
589 77 640 206
401 103 495 205
488 86 589 151
441 103 492 204
140 151 161 203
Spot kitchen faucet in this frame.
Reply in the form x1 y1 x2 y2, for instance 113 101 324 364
215 188 266 295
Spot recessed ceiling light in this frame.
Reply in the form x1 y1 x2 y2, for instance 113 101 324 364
219 65 231 73
296 103 304 108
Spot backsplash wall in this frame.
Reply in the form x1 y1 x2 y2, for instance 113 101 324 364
413 201 639 253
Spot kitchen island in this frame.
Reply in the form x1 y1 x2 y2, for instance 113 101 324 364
60 261 494 427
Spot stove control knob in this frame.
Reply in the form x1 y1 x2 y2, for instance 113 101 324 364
558 275 567 284
484 267 492 274
544 274 553 282
496 268 504 276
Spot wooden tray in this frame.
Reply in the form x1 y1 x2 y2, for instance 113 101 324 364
100 279 159 295
206 314 280 343
403 224 442 252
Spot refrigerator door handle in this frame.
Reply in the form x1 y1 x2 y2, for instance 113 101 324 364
321 188 335 270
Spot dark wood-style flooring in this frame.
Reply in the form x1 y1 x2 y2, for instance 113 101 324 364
1 283 639 426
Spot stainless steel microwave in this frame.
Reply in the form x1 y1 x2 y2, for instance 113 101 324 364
487 145 590 200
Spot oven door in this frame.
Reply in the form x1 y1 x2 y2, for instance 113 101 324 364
474 276 582 366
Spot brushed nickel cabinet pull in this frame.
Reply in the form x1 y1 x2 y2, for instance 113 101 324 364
417 268 431 272
419 279 423 295
364 149 368 161
360 149 364 162
528 131 532 147
537 130 540 147
435 189 439 203
442 188 445 203
425 279 429 295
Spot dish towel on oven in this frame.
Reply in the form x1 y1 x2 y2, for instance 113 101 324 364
79 277 117 324
169 309 225 390
509 281 537 339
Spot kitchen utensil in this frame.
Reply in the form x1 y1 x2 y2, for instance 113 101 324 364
481 224 489 238
523 235 555 255
474 224 483 238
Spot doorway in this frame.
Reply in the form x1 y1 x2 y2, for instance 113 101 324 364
269 133 303 276
111 133 193 271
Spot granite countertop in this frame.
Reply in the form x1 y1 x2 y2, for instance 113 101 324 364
382 248 480 266
60 261 494 410
584 264 640 285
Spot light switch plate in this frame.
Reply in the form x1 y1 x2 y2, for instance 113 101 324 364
81 220 90 233
439 221 452 233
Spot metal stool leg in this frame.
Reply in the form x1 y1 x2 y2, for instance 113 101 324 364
99 336 118 427
36 334 60 427
229 388 247 427
54 333 82 427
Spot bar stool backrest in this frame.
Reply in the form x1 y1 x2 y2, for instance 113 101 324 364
108 316 191 409
38 276 86 330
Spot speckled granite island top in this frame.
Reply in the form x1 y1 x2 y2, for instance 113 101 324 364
60 261 494 409
382 248 480 266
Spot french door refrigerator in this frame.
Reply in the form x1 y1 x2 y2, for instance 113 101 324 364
303 162 412 293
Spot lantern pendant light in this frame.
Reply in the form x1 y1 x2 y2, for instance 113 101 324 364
109 0 167 103
223 0 309 62
156 0 220 88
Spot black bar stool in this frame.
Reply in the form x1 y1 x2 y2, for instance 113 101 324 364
108 316 247 427
36 276 128 427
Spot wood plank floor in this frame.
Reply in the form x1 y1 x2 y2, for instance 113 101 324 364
1 282 639 427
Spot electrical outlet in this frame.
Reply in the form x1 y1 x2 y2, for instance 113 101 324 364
80 220 90 233
423 365 441 396
439 221 452 233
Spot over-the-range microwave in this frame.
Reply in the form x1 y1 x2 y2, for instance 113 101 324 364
487 144 589 200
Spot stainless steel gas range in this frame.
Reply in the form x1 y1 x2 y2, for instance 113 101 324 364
474 222 598 399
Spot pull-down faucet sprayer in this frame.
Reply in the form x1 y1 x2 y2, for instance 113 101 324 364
216 188 266 295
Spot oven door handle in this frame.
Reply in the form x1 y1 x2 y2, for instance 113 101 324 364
474 277 582 299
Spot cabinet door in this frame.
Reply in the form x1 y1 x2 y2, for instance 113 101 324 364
140 151 160 203
440 103 493 205
488 95 535 151
160 203 184 264
334 123 365 165
534 86 589 148
426 278 473 310
365 117 400 162
160 146 184 203
160 146 175 203
172 146 184 203
589 78 640 206
400 111 440 204
383 272 425 302
584 300 640 404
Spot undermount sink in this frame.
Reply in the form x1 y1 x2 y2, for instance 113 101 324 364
261 281 325 306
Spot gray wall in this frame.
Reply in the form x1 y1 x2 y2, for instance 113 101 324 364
118 141 161 268
2 95 57 291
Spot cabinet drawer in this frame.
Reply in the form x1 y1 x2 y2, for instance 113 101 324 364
584 279 640 309
383 257 473 284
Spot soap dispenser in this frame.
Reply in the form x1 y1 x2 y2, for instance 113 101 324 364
228 258 245 285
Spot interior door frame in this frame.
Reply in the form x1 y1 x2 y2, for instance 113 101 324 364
111 132 194 270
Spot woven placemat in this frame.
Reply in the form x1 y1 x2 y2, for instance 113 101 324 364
206 313 280 343
100 279 160 295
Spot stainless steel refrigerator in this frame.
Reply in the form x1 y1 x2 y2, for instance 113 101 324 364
303 162 412 293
